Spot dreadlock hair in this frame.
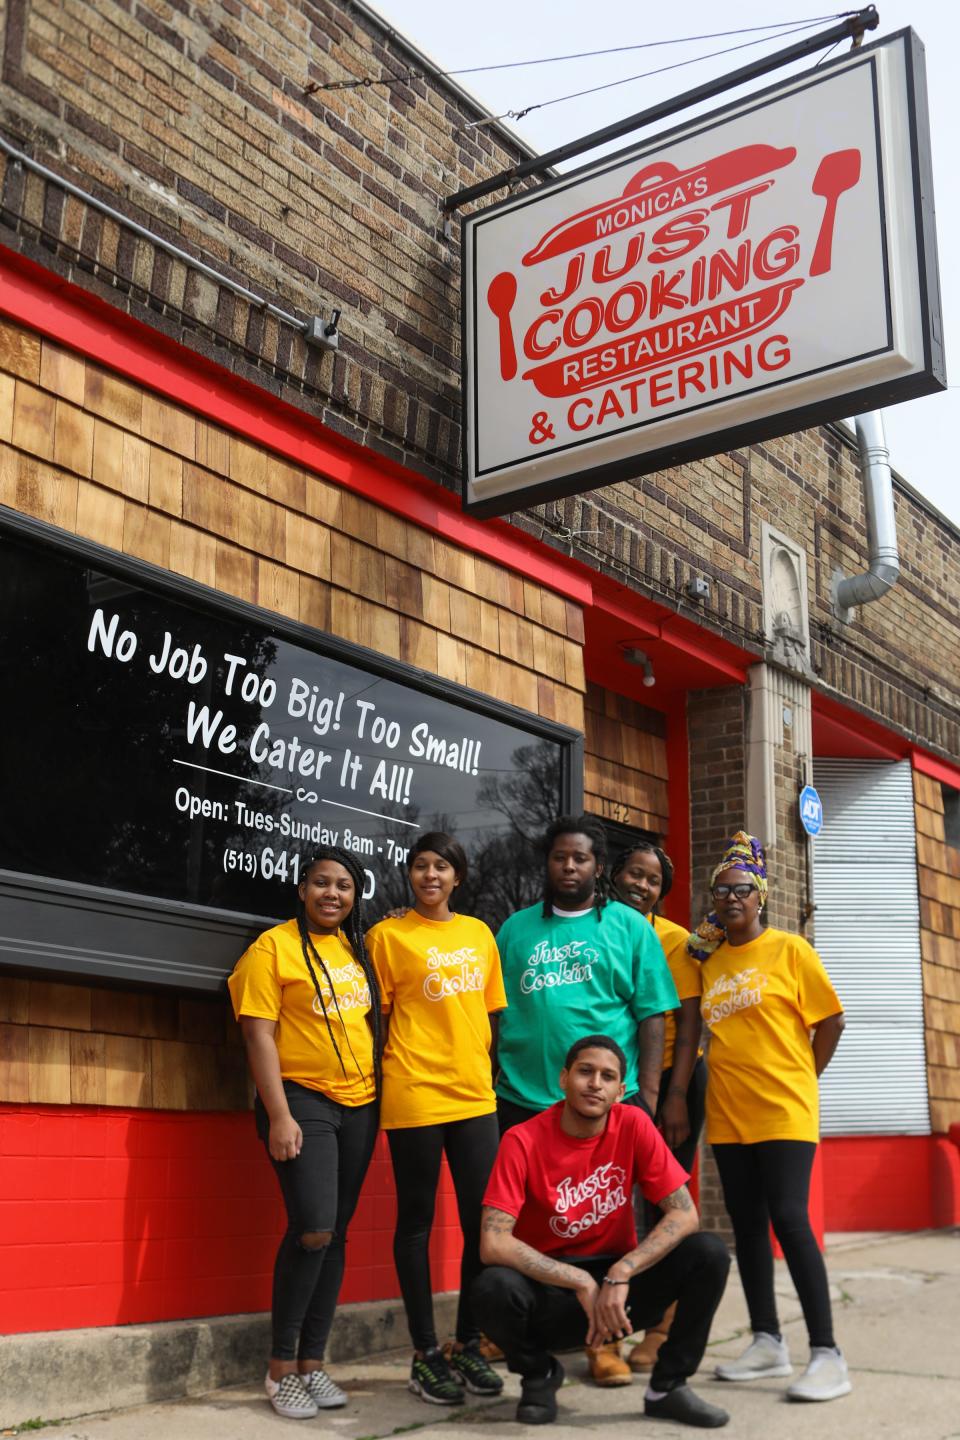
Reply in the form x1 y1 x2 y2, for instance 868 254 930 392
609 841 674 914
540 814 610 920
296 845 382 1100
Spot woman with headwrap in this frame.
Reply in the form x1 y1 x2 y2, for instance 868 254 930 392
688 832 849 1404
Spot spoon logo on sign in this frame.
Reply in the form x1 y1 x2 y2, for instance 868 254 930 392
484 140 862 442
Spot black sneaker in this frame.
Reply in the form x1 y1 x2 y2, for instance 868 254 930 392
408 1348 464 1405
448 1341 504 1396
517 1357 565 1425
644 1384 730 1428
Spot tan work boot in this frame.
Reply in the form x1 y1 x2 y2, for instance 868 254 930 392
627 1302 677 1372
585 1341 633 1387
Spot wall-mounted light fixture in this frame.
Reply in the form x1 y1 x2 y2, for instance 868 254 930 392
304 308 341 353
619 644 656 687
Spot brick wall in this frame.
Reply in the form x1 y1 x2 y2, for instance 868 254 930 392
687 686 746 921
0 0 956 781
0 0 546 488
914 769 960 1131
685 685 747 1242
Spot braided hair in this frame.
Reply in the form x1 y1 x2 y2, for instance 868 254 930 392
540 814 611 920
296 845 382 1099
609 841 674 915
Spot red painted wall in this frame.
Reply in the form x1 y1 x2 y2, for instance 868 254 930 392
822 1134 960 1232
0 1105 462 1336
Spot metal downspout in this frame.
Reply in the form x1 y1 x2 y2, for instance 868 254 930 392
833 411 901 622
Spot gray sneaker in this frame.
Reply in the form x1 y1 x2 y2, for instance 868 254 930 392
786 1347 852 1402
714 1332 792 1381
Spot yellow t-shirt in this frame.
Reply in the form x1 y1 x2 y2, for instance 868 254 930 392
228 919 376 1107
367 910 507 1130
700 927 842 1144
652 914 701 1071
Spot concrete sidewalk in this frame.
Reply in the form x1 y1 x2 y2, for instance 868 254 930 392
6 1230 960 1440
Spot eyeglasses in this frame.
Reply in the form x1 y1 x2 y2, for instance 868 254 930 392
711 883 759 901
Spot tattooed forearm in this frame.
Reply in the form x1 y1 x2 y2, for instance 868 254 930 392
606 1186 698 1281
481 1207 516 1236
480 1207 592 1291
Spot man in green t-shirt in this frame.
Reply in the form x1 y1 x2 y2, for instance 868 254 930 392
493 814 679 1389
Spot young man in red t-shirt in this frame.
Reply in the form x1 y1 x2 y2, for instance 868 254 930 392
473 1035 730 1429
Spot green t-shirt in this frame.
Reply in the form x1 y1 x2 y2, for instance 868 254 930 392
495 899 679 1111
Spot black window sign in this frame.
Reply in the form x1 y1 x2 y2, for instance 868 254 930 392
0 524 577 984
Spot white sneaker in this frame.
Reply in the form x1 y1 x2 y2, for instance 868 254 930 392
301 1366 348 1408
786 1347 852 1402
264 1370 319 1419
714 1332 793 1381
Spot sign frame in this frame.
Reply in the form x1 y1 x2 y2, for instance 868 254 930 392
461 28 945 517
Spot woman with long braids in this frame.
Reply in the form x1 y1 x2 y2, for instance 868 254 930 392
228 846 381 1421
689 831 849 1404
610 841 705 1375
366 832 506 1406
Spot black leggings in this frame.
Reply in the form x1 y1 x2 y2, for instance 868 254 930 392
712 1140 835 1349
256 1082 379 1361
388 1112 500 1350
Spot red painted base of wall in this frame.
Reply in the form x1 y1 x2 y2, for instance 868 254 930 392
0 1105 462 1337
5 1107 958 1336
821 1134 960 1232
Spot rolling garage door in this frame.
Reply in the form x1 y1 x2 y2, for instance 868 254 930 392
812 758 930 1135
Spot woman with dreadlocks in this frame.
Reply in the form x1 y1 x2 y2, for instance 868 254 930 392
228 846 381 1421
689 831 849 1404
610 841 705 1376
366 832 506 1406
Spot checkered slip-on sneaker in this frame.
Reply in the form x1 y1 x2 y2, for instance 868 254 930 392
301 1367 348 1408
264 1370 319 1419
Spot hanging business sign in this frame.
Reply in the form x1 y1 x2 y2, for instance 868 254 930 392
462 29 944 516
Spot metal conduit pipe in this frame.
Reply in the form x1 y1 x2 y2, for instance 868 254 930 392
0 132 306 330
833 410 900 622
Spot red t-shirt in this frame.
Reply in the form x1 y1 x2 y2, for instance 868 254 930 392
483 1102 688 1258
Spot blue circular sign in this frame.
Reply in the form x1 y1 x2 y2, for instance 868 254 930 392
799 784 824 837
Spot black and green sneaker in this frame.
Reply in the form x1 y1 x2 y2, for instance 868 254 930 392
448 1341 505 1396
409 1347 463 1405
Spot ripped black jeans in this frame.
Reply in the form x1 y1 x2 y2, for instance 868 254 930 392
256 1081 379 1359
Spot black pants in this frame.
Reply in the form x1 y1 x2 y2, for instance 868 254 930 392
472 1235 729 1393
255 1082 379 1360
388 1111 500 1350
712 1139 835 1349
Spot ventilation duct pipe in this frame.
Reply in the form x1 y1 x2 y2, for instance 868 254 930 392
833 411 900 623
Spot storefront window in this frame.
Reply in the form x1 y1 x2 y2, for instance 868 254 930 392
0 526 577 944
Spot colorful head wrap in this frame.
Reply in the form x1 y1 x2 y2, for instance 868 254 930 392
687 830 768 961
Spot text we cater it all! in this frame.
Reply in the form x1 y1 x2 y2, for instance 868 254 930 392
472 55 888 469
